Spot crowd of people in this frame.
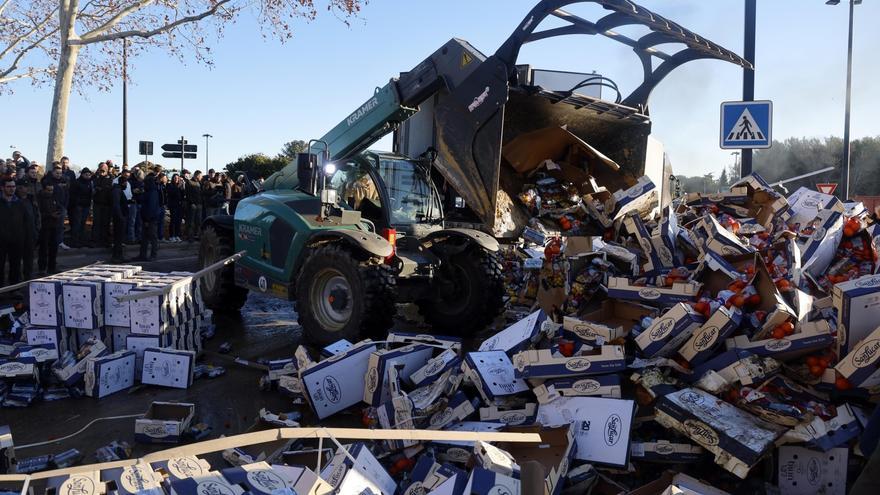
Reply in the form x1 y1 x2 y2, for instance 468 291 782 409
0 150 246 287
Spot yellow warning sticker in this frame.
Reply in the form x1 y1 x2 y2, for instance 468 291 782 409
461 51 473 68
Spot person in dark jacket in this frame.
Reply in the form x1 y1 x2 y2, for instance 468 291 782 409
92 163 113 246
37 183 61 275
167 174 184 242
68 167 94 247
156 172 168 241
111 175 129 262
136 173 161 261
16 180 39 281
127 167 144 243
41 165 70 250
0 177 26 286
184 171 202 242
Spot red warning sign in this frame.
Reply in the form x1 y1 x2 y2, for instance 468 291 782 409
816 183 837 195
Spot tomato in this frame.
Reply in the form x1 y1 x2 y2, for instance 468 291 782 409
835 376 853 390
748 294 761 306
778 321 795 336
558 341 575 357
693 301 710 315
559 217 572 231
844 226 856 237
776 279 790 291
806 356 819 367
730 295 746 308
809 365 824 377
819 356 832 368
772 327 786 340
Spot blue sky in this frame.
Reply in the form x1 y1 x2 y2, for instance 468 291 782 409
3 0 879 178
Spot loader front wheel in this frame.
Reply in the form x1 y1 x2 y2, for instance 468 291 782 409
296 244 396 345
199 224 248 312
418 245 504 335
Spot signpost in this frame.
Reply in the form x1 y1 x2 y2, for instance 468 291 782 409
816 183 838 196
161 136 198 170
139 141 153 167
720 100 772 150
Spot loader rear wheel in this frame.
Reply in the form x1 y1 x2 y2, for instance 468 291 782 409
199 224 248 312
296 244 396 345
418 245 504 335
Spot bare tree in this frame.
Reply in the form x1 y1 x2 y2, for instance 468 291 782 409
2 0 364 165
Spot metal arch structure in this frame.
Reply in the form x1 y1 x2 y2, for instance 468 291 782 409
493 0 752 112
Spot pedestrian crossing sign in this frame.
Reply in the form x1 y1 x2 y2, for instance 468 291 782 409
720 100 772 149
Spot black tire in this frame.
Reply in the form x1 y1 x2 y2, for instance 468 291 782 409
417 245 504 335
296 244 396 346
199 224 248 312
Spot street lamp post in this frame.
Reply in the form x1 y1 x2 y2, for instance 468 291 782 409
826 0 860 199
731 151 741 179
202 134 213 174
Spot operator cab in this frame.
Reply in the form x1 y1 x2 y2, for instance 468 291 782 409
322 151 444 237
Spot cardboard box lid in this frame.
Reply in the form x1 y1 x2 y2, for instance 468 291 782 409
502 126 620 176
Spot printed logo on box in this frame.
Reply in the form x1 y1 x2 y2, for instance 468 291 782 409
765 339 792 352
659 246 673 266
707 194 725 202
638 288 661 300
403 482 425 495
808 458 821 486
855 276 880 288
366 367 379 393
693 326 719 352
167 457 208 478
499 412 528 425
424 359 446 376
328 464 347 486
654 443 675 455
649 318 676 342
679 391 704 405
488 485 514 495
430 408 454 426
572 379 601 393
322 376 342 404
721 246 742 256
0 362 27 374
639 238 653 254
683 420 720 447
141 424 171 438
246 470 288 492
604 414 622 446
60 475 97 495
445 447 471 462
565 358 592 372
852 339 880 368
120 466 154 493
196 481 235 495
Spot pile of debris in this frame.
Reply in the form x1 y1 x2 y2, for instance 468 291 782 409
254 172 875 493
0 265 211 407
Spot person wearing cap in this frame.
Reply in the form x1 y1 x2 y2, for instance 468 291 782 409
11 151 30 171
69 167 94 247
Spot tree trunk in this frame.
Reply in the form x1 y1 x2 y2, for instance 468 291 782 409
45 0 79 166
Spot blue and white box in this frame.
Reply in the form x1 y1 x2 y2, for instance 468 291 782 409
52 340 108 386
126 333 172 379
463 351 529 403
799 207 845 278
321 339 353 358
84 350 136 398
46 471 106 495
512 346 626 379
428 391 478 430
777 446 847 495
678 306 742 366
100 464 164 495
135 402 195 444
103 281 138 328
364 344 433 406
635 303 705 358
832 274 880 357
169 473 244 495
409 349 461 387
606 277 701 306
141 348 195 389
150 456 212 482
129 288 171 335
654 387 784 479
220 462 332 495
478 404 537 426
29 279 64 326
612 176 657 221
0 357 38 381
726 320 834 362
478 310 546 355
536 396 635 468
63 281 104 330
532 374 623 402
12 343 58 363
386 332 462 353
319 442 396 495
25 325 66 351
301 341 377 419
